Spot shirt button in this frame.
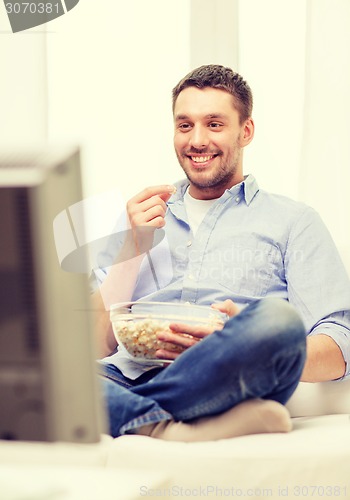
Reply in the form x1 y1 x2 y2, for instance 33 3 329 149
187 240 192 247
188 274 194 280
235 196 240 203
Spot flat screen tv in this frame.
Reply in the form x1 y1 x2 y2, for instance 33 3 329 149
0 146 106 442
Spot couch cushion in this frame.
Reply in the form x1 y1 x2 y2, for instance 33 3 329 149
105 414 350 498
286 378 350 417
0 434 113 467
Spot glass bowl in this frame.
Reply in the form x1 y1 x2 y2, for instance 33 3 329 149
109 301 227 364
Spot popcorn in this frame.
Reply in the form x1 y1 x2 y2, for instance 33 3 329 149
113 318 186 359
110 301 227 362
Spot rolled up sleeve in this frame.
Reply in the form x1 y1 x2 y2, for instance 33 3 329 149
285 207 350 379
309 313 350 379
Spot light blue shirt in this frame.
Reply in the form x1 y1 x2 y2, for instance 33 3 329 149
93 175 350 379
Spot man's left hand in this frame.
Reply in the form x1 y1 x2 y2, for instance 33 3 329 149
155 299 239 361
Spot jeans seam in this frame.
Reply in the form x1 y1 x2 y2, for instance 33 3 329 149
97 364 134 389
120 410 172 435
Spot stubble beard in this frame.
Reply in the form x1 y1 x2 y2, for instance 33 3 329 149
176 149 241 192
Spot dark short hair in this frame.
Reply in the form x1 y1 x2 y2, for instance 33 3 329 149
172 64 253 124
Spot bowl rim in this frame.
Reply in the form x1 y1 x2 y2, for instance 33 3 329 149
111 300 222 310
109 300 228 322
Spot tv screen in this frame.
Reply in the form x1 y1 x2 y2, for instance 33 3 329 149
0 146 106 442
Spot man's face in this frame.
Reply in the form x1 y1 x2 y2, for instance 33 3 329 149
173 87 253 199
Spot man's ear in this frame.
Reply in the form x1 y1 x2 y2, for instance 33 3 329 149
240 118 255 147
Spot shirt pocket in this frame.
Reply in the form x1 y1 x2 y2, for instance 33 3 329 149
213 236 281 299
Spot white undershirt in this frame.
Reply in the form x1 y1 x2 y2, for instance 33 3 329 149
183 187 219 235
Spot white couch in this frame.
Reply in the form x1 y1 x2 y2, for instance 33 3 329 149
104 382 350 497
1 381 350 499
1 252 350 499
96 248 350 498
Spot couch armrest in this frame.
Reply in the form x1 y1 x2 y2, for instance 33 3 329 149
286 378 350 417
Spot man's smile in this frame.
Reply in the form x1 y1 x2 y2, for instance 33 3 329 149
185 152 220 168
190 155 216 163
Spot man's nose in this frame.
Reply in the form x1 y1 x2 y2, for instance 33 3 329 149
189 125 209 149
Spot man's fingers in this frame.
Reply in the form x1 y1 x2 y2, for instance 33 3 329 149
157 330 198 347
131 185 176 204
168 322 218 339
211 299 240 318
155 349 181 361
127 185 176 229
129 194 168 216
155 321 213 361
132 201 167 223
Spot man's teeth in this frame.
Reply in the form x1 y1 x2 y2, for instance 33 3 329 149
191 155 214 163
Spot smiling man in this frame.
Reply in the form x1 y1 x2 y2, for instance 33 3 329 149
91 65 350 442
173 85 253 199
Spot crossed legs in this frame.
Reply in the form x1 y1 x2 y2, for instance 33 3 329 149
100 298 306 441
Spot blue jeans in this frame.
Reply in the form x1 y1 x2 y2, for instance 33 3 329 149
98 298 306 437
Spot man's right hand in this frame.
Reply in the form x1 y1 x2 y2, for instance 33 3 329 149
92 185 176 357
125 185 176 255
127 185 176 229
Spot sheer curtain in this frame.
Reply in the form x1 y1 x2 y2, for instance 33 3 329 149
3 1 348 270
237 0 350 261
299 0 350 256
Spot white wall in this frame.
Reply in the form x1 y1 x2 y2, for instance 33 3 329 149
237 0 350 250
237 0 307 200
298 0 350 249
2 0 349 253
190 0 239 70
46 0 191 201
0 9 47 146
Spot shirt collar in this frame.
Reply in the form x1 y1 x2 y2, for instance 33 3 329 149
238 174 260 205
168 174 259 206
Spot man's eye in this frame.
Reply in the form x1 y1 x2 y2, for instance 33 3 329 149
178 123 192 131
209 122 222 128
